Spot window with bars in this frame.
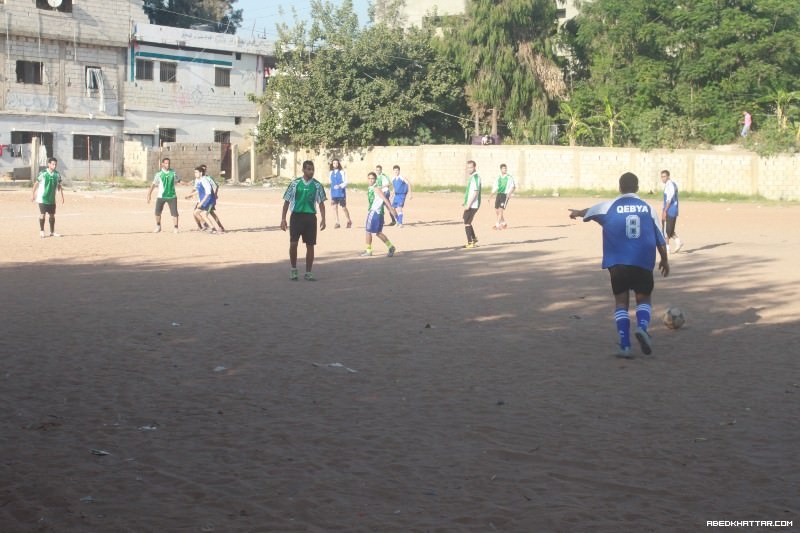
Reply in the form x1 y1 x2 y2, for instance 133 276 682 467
215 67 231 87
214 131 231 143
86 66 102 90
158 128 177 146
136 59 154 81
73 135 111 161
11 131 54 158
16 61 43 84
160 62 177 83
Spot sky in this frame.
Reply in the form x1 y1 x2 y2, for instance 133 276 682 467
235 0 371 41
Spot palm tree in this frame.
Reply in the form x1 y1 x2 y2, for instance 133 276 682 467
558 102 592 146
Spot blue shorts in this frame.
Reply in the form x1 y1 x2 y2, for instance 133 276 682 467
199 196 216 211
365 210 384 234
392 194 406 208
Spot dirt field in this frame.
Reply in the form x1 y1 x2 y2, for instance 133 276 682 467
1 184 798 532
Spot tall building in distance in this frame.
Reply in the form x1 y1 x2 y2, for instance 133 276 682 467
398 0 465 27
389 0 586 28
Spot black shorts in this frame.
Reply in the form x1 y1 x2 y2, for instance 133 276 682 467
463 208 478 225
494 194 508 209
331 196 347 207
155 197 178 217
289 212 317 245
608 265 654 295
665 216 677 238
38 203 56 215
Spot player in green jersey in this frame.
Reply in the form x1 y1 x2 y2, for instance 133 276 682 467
492 164 516 230
462 160 481 248
281 160 327 281
361 172 398 257
31 157 64 238
147 157 181 233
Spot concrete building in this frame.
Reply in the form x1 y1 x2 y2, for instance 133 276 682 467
394 0 585 28
0 0 273 180
0 0 149 179
126 23 272 149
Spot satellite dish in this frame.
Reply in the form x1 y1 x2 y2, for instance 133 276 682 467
47 0 63 7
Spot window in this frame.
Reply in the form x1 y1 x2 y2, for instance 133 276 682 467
234 116 241 125
160 62 177 83
73 135 111 161
235 52 242 60
11 131 54 158
136 59 153 81
36 0 72 13
214 131 231 143
16 61 43 84
215 67 230 87
556 8 567 18
158 128 176 146
86 66 103 90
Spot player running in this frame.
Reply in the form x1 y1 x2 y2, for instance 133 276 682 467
185 166 218 233
361 172 398 257
569 172 670 358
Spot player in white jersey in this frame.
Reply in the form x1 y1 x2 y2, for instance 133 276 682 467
361 172 398 257
569 172 669 358
185 166 218 233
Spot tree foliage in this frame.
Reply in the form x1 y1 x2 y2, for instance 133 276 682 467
253 0 466 151
439 0 565 143
561 0 800 148
142 0 243 34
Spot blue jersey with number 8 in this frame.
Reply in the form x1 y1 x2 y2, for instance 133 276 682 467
583 194 666 270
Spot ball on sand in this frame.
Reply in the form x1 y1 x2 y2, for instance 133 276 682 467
663 307 686 329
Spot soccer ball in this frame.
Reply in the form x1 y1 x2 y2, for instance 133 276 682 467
663 307 686 329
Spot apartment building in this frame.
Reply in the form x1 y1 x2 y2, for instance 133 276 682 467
0 0 148 178
0 0 273 180
125 23 272 149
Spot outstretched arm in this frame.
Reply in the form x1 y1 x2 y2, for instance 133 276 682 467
568 208 588 219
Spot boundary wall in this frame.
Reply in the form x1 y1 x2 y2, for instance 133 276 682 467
283 145 799 201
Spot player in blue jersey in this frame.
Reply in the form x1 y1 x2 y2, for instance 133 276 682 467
660 170 682 253
185 166 218 233
329 158 352 229
390 165 412 227
569 172 670 358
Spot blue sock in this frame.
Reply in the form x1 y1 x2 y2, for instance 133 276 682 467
636 303 651 331
397 213 403 224
615 308 631 348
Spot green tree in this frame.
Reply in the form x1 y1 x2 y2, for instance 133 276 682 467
562 0 800 147
142 0 243 34
253 0 465 151
442 0 565 142
558 102 592 146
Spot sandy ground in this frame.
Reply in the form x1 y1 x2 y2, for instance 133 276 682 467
1 184 798 532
